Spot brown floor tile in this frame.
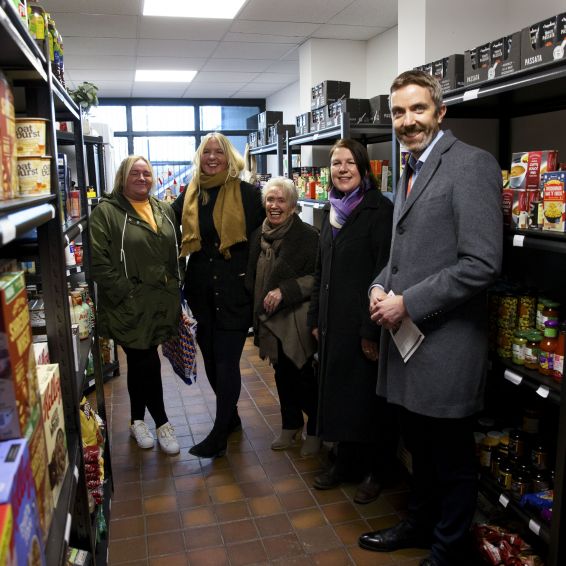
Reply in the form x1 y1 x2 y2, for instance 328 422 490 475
184 525 223 550
322 501 362 524
334 520 372 546
145 511 181 534
147 530 185 557
248 494 283 517
279 489 317 511
348 545 396 565
312 548 354 565
240 479 275 498
295 525 343 554
209 483 245 504
219 518 259 544
263 533 304 561
170 460 201 477
289 507 327 530
109 515 145 541
180 506 216 528
174 474 207 492
112 498 143 520
142 477 176 497
176 488 211 509
109 535 147 563
187 546 230 566
213 501 251 523
226 539 268 566
143 494 178 514
113 481 142 502
203 469 237 487
148 552 189 566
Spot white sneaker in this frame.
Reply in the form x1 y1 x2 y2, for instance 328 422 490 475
156 422 180 455
130 420 154 449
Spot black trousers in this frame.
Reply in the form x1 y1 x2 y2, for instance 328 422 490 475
196 320 247 435
273 343 318 436
401 408 478 566
123 345 168 428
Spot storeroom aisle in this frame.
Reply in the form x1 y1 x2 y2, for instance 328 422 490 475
105 338 425 565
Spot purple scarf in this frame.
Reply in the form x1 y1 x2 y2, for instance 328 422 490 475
328 180 367 237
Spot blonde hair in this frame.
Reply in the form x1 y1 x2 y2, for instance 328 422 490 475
113 155 155 194
193 133 244 203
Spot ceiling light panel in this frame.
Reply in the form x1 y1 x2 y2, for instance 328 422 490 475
135 70 197 82
143 0 245 19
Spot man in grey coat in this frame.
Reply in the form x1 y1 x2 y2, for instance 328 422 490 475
358 71 503 566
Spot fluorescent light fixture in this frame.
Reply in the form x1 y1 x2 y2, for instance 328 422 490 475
143 0 245 19
135 70 197 83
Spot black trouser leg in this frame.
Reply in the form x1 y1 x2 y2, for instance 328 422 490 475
196 320 218 393
123 345 168 428
273 345 306 431
402 409 478 566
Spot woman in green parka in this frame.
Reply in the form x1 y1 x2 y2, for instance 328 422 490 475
89 155 183 455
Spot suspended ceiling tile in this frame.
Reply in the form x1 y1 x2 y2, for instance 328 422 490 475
132 83 189 97
235 85 281 98
264 60 300 74
253 72 297 84
183 86 240 99
229 19 319 37
329 0 398 28
212 42 295 60
135 57 207 71
137 17 231 41
191 71 259 84
49 13 138 38
63 37 138 56
42 0 141 15
68 69 136 82
63 54 136 70
239 0 350 24
223 32 303 44
136 39 219 58
312 23 385 41
201 59 273 73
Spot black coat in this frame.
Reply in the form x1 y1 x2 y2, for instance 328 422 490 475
172 181 264 331
307 189 393 442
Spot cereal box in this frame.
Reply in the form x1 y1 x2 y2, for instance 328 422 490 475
542 171 566 232
0 272 41 441
0 439 46 566
36 364 68 508
0 504 14 566
28 422 53 543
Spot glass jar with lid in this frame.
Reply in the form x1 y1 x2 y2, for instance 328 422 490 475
524 330 543 370
512 329 529 365
541 301 560 330
539 320 559 376
536 297 551 331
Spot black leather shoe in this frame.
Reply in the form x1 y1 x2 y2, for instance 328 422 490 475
358 519 429 552
420 557 440 566
313 465 344 490
227 413 242 435
189 433 227 458
353 474 382 504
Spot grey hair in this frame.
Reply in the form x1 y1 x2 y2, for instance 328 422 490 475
261 176 298 209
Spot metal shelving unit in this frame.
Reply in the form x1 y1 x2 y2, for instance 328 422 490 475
0 3 112 564
446 59 566 566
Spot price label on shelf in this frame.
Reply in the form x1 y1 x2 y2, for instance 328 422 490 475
536 385 550 398
498 493 509 508
528 519 541 536
313 133 319 141
0 219 16 244
73 465 79 482
504 369 523 386
64 512 72 544
463 88 480 101
513 235 525 247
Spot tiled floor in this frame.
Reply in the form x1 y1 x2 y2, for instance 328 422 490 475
105 338 429 565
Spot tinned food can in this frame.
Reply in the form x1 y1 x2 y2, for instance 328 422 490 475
15 117 48 156
17 155 51 196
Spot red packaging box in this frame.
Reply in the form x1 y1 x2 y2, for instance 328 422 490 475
0 439 46 566
0 504 14 566
0 272 41 441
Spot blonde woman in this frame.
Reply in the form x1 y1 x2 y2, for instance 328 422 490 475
172 133 264 458
90 156 182 455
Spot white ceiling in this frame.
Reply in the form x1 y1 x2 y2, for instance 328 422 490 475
42 0 397 100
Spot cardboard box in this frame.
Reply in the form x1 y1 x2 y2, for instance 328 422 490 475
246 114 258 130
0 439 46 566
368 95 392 125
31 339 49 366
309 107 326 132
0 504 13 566
247 131 258 149
28 423 52 543
505 150 559 228
267 123 296 144
257 128 269 147
295 112 310 135
0 272 40 441
325 98 371 127
257 111 283 130
415 54 464 93
521 13 566 70
464 32 521 86
311 80 350 110
36 364 68 509
542 171 566 231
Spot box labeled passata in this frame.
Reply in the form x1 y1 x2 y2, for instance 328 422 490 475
36 364 68 508
0 439 46 566
521 13 566 70
542 171 566 232
415 55 464 93
0 272 40 441
464 32 521 86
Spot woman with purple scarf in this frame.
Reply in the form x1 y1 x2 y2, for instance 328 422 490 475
307 139 398 504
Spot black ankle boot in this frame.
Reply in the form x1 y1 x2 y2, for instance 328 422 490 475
228 413 242 435
189 432 227 458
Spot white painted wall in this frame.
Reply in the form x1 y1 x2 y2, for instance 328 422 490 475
366 26 398 97
397 0 427 72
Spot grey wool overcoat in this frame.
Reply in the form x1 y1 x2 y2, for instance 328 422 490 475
372 130 503 419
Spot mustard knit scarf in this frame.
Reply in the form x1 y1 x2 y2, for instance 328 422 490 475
180 170 246 259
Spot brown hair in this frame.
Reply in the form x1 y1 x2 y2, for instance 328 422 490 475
329 139 376 191
390 70 444 114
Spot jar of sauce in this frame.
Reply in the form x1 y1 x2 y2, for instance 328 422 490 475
512 329 528 365
524 330 542 370
539 320 558 376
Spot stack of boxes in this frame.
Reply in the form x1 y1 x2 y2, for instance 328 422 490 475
0 271 68 565
247 111 296 149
